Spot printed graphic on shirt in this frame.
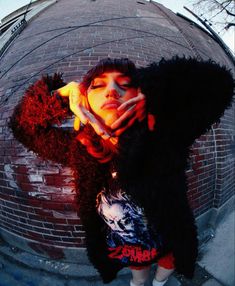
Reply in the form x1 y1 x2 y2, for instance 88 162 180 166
96 189 161 265
108 245 158 264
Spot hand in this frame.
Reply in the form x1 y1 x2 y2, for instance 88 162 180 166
57 82 111 140
111 90 146 136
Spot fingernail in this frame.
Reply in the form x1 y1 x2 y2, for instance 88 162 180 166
102 134 110 140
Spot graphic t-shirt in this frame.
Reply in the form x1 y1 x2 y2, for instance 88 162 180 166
96 187 162 266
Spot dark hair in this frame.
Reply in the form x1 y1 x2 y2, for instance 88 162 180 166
79 58 138 95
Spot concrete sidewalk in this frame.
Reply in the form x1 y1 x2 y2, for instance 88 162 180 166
0 209 234 286
197 209 234 286
177 209 235 286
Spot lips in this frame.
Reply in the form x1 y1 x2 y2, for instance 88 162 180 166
101 100 121 110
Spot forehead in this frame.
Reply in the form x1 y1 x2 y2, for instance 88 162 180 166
102 203 124 215
93 71 131 80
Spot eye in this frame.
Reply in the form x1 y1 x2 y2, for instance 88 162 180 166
121 83 131 87
90 79 106 89
123 217 131 224
90 84 105 89
117 79 132 89
117 83 131 90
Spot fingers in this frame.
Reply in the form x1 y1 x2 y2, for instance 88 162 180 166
111 105 136 130
135 99 146 122
70 102 89 125
148 113 156 131
57 81 90 125
55 82 112 139
57 82 80 97
73 117 81 131
57 82 90 123
114 116 136 137
87 112 110 139
113 92 145 130
117 92 145 112
89 121 111 140
111 97 146 130
56 86 69 97
81 109 111 140
111 91 146 135
109 137 118 145
74 106 110 139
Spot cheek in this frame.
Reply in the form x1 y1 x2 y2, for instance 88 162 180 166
87 92 103 113
124 89 138 101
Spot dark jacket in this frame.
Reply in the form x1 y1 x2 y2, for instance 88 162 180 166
10 57 234 283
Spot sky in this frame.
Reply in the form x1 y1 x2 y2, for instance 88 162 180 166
0 0 36 21
0 0 234 52
156 0 234 53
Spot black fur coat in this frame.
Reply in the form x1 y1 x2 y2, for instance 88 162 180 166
10 57 234 283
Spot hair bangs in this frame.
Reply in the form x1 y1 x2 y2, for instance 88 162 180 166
80 58 137 94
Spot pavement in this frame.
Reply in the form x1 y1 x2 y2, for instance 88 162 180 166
197 209 234 286
0 209 234 286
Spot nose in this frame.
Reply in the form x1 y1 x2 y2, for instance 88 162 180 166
106 82 121 98
107 88 120 98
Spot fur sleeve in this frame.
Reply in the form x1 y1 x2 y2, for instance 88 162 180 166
138 57 234 146
9 74 75 165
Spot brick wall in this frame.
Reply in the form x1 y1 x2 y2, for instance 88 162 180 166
0 0 234 256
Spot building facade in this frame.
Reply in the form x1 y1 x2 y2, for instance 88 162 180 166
0 0 234 278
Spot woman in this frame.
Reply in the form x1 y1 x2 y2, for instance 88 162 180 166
10 57 234 286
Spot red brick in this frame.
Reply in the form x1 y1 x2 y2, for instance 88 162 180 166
15 174 31 183
0 179 8 187
45 217 67 224
28 214 47 221
43 234 62 241
18 205 35 213
66 218 81 224
27 231 44 239
34 208 53 216
4 201 19 209
43 222 54 228
51 230 71 236
61 237 79 242
41 201 65 211
51 194 76 203
0 0 234 249
72 232 86 238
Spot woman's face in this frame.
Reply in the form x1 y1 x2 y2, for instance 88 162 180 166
87 71 138 128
